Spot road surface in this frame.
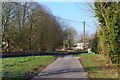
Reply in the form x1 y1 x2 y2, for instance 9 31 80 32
31 55 88 80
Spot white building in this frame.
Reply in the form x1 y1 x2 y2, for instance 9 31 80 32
74 43 84 50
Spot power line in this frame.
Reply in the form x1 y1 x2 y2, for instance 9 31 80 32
12 2 81 23
11 1 98 32
86 23 97 31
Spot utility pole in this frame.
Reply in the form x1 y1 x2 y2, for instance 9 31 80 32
83 21 85 51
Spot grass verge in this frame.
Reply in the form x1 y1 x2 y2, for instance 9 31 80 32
2 55 56 80
76 53 118 79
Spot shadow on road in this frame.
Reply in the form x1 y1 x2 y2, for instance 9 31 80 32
1 51 87 58
36 68 84 76
2 65 118 80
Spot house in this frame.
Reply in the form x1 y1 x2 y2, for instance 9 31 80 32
74 43 84 50
74 42 90 50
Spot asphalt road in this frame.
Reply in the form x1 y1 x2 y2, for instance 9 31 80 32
32 55 88 80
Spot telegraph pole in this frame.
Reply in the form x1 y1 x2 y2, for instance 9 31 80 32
83 21 85 51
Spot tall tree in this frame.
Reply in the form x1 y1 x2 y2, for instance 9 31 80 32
65 27 77 49
2 2 67 53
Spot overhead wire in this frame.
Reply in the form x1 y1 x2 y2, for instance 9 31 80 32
11 2 98 31
86 23 97 31
12 2 81 23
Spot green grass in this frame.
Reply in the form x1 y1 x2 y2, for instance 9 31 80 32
77 53 118 78
2 55 56 80
0 58 2 80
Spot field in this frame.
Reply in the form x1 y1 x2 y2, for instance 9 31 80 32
1 55 56 80
77 53 118 79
